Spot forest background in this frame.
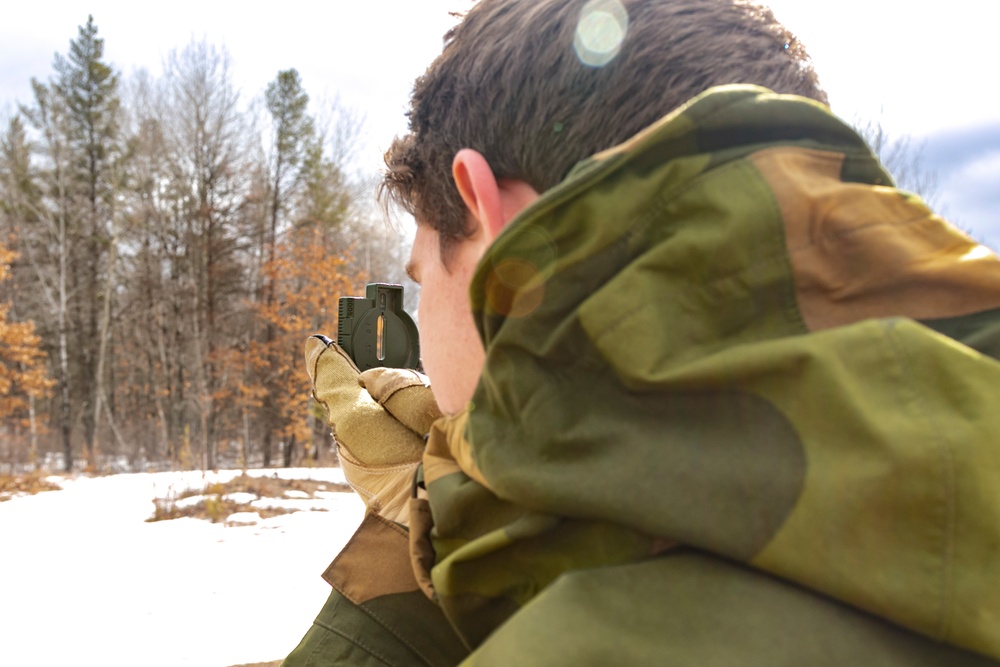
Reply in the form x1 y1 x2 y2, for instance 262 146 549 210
0 17 416 473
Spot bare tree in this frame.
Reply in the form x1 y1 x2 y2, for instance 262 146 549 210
852 116 940 209
12 83 77 471
161 39 253 469
258 68 316 466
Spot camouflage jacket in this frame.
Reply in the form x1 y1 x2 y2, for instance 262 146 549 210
416 85 1000 665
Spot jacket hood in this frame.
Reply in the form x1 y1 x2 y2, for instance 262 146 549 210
461 85 1000 658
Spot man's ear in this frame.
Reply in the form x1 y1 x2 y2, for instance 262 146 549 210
453 149 505 240
453 149 540 242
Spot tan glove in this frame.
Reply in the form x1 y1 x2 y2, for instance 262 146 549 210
305 335 440 525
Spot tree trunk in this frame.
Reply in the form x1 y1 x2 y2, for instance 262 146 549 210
57 172 73 472
282 434 296 468
28 393 38 469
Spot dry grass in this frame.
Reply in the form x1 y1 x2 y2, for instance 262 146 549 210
147 473 351 523
0 471 62 502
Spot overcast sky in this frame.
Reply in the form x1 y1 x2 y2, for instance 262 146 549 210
1 0 997 247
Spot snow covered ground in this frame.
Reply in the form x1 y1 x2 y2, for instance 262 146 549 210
0 468 366 667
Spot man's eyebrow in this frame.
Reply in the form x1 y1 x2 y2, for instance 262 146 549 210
405 260 420 284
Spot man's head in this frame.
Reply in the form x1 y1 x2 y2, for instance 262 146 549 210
382 0 826 247
387 0 827 414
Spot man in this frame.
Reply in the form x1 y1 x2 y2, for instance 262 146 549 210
285 0 1000 664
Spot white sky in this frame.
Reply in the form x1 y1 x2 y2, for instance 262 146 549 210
2 1 997 162
765 1 1000 136
1 0 998 245
2 0 467 174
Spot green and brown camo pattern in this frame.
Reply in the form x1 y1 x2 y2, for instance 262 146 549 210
421 86 1000 663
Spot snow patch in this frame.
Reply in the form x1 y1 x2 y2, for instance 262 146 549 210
225 511 262 526
0 468 364 667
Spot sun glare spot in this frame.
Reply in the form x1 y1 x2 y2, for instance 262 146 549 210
485 258 546 318
484 226 558 319
959 244 995 263
574 0 629 68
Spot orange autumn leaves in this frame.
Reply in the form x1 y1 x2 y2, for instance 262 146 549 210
214 227 365 453
0 243 52 422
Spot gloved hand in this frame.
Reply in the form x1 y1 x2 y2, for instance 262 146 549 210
304 335 440 526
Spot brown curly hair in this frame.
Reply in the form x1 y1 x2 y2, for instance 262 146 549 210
381 0 827 252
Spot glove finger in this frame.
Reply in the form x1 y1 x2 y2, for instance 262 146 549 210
358 366 429 397
305 334 359 385
306 336 424 466
359 367 442 436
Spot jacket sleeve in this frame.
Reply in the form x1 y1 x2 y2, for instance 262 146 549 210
281 512 469 667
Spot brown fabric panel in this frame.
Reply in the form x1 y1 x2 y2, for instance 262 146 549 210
322 512 419 605
751 147 1000 331
408 496 438 601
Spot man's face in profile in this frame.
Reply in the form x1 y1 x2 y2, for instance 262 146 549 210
407 222 487 416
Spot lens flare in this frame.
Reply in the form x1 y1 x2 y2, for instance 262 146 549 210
485 258 545 318
485 226 558 318
574 0 629 68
